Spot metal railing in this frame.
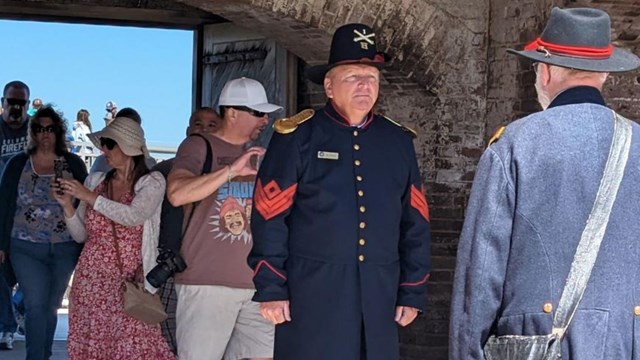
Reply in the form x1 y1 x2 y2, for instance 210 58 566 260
70 141 178 168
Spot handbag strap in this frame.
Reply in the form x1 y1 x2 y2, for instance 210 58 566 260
107 179 125 278
552 112 632 339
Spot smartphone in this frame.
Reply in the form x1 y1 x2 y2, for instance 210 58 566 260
53 159 64 195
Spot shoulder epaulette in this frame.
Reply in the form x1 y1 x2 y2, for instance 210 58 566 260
488 126 506 148
273 109 315 134
382 116 417 139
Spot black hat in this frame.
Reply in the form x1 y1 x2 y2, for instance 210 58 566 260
307 23 390 84
508 7 640 73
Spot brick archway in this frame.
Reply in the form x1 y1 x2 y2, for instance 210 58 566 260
177 1 491 358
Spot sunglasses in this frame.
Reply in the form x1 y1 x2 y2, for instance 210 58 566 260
100 137 118 150
5 98 28 107
33 124 57 134
231 106 266 118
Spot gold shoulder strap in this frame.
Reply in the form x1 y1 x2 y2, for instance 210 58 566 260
273 109 315 134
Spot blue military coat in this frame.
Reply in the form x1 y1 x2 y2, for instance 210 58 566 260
249 101 432 360
450 87 640 359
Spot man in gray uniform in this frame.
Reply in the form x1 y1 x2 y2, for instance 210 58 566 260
450 7 640 360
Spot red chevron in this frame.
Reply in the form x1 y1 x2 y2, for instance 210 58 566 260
254 179 298 221
410 184 430 222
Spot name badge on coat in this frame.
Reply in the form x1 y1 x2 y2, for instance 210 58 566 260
317 151 339 160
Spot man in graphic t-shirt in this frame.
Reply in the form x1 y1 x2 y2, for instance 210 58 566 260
0 80 30 351
167 77 281 360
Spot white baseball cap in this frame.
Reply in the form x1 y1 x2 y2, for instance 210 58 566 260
218 77 282 114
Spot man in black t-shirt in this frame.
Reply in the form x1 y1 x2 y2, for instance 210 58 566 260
0 80 30 351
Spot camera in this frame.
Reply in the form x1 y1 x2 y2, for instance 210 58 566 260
145 249 187 288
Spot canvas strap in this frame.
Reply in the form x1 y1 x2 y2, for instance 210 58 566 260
552 112 632 338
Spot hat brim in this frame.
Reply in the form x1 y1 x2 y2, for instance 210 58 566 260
247 103 283 113
507 47 640 73
307 58 388 85
88 129 145 157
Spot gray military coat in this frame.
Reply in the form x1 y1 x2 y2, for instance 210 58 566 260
450 87 640 359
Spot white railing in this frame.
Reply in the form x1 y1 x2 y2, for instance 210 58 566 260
70 141 178 168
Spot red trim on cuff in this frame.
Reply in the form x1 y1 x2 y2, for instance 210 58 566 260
253 260 287 281
410 184 430 221
400 273 430 287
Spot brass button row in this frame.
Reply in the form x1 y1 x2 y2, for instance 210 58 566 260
354 134 364 261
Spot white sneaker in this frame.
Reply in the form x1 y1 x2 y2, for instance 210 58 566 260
0 332 13 350
15 313 25 336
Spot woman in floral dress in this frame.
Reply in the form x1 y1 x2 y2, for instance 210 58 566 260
54 116 173 359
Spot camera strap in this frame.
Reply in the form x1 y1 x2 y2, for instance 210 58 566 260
181 133 213 238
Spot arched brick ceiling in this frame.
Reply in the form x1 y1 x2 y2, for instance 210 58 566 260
177 0 489 98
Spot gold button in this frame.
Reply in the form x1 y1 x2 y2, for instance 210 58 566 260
543 302 553 313
353 130 359 136
635 306 640 316
359 239 366 246
360 206 366 213
358 255 364 261
354 160 361 166
359 222 366 229
354 144 360 151
356 175 363 182
358 190 364 197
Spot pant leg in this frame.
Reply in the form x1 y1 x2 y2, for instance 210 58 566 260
44 242 80 358
10 240 53 360
175 284 242 360
0 266 17 333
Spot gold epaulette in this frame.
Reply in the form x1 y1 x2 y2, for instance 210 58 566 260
273 109 315 134
488 126 506 148
382 116 417 138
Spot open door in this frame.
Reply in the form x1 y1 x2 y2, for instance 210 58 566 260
196 23 296 147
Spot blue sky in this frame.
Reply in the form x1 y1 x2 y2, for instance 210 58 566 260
0 20 193 149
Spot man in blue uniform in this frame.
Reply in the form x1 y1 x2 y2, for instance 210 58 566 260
249 23 432 360
450 8 640 359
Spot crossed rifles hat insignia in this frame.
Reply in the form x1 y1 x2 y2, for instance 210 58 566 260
353 29 375 49
306 23 390 84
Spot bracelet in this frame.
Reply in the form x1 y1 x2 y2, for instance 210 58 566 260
227 165 232 183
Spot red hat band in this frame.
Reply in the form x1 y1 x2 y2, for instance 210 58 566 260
524 37 613 59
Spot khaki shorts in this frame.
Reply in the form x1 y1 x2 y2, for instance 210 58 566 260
175 284 274 360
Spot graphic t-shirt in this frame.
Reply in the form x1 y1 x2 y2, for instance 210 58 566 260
0 117 28 172
11 157 74 244
173 134 256 289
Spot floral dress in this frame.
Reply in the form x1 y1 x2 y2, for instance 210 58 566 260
67 181 174 360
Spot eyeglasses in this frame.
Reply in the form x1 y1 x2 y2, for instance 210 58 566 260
532 62 540 74
231 106 267 118
5 98 28 107
32 124 56 134
100 137 118 150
